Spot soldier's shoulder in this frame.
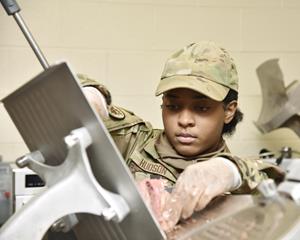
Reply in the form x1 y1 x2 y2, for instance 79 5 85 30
104 105 148 132
108 105 126 120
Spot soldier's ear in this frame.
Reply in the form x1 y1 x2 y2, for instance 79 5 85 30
224 100 237 124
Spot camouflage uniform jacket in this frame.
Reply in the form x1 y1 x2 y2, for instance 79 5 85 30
79 75 285 193
104 105 284 193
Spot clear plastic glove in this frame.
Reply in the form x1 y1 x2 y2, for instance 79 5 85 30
161 157 236 232
83 86 109 118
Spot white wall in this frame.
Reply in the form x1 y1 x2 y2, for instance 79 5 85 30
1 0 300 162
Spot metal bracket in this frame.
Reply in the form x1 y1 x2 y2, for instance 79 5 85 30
257 179 279 200
278 182 300 204
255 59 300 137
256 179 285 210
277 159 300 204
0 127 130 240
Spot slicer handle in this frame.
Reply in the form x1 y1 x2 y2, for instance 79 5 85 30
0 0 20 15
0 0 49 69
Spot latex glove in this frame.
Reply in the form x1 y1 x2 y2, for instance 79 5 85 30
161 157 236 232
83 86 109 118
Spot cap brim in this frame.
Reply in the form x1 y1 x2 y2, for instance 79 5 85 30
155 75 230 101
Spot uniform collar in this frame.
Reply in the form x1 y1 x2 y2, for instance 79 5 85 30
154 132 228 170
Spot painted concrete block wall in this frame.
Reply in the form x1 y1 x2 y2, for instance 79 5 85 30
0 0 300 162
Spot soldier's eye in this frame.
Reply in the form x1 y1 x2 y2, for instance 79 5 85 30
161 104 180 111
194 106 210 112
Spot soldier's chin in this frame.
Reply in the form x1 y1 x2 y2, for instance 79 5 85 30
174 145 200 157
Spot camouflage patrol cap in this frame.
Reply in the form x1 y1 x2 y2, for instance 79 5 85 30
155 41 239 101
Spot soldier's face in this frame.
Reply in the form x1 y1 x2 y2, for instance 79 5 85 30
161 88 233 157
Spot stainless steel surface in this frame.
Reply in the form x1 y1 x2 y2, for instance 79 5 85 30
13 12 49 69
171 195 300 240
0 163 13 226
0 127 130 240
167 195 254 240
1 62 166 240
51 214 79 233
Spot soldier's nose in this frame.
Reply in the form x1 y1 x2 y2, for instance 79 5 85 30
178 110 195 127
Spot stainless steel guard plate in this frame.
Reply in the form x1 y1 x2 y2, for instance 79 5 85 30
1 62 166 240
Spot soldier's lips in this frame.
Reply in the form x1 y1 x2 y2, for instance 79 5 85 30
176 133 196 144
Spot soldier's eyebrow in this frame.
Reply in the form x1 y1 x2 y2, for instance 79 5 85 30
164 93 178 98
193 95 208 99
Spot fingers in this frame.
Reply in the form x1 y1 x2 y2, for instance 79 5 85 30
195 193 212 212
160 178 202 231
160 159 233 232
162 178 189 232
161 188 212 231
181 186 203 219
161 181 213 231
160 188 184 232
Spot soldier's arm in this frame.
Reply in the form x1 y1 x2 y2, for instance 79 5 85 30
217 154 285 193
77 73 152 161
83 86 109 118
77 73 112 119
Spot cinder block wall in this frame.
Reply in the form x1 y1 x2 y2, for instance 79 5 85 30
1 0 300 162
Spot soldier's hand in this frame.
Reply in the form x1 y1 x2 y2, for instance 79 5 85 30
160 157 237 232
83 86 109 118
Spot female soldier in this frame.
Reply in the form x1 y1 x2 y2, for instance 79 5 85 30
80 41 283 231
